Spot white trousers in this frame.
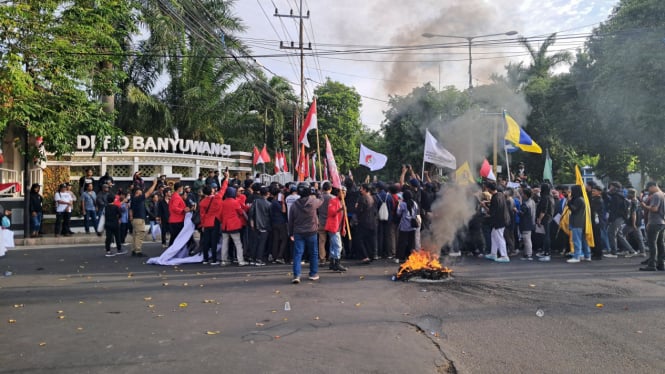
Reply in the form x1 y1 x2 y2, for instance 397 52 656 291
491 227 507 257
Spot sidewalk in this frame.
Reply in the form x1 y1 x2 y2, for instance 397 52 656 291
17 229 161 248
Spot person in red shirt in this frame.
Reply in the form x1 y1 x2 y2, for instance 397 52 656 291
326 186 347 271
218 187 248 266
168 182 189 246
198 172 229 265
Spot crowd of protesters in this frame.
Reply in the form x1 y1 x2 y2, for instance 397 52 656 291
26 162 665 281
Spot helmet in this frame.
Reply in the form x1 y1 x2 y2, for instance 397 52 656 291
297 182 311 198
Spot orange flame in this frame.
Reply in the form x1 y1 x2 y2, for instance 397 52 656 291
397 249 452 278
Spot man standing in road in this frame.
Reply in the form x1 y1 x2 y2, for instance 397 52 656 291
288 182 323 283
168 182 190 246
487 182 510 263
639 181 665 271
129 177 158 257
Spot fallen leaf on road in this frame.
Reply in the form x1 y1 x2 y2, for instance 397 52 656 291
78 301 85 304
596 303 604 308
271 310 277 313
203 299 216 303
155 315 165 318
58 315 65 320
314 316 320 320
8 319 16 323
57 310 64 314
636 330 643 334
359 276 365 280
39 342 46 347
256 322 265 327
182 283 189 286
13 304 23 308
76 327 84 331
144 297 152 301
162 282 169 286
355 303 361 307
205 331 220 335
179 303 188 308
274 335 280 339
148 305 155 309
275 290 280 294
127 273 133 278
529 284 536 288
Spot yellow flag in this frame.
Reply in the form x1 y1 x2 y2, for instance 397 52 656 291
455 161 475 185
576 165 595 247
557 165 594 250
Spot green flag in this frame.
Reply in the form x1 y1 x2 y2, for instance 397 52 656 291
543 149 553 183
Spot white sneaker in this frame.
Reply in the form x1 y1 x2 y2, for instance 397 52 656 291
495 256 510 263
449 251 461 257
566 258 581 263
237 261 248 266
603 253 618 258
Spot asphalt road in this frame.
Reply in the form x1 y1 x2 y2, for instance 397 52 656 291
1 242 664 374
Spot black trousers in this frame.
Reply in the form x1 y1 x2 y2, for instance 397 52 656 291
356 226 376 260
54 212 71 235
250 230 270 261
169 222 184 246
396 230 416 261
200 225 219 262
105 226 122 252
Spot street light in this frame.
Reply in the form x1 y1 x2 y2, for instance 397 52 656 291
422 30 518 90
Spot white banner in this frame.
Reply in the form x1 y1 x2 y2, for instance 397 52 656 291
424 129 456 170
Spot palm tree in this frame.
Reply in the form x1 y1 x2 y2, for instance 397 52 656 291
519 33 572 80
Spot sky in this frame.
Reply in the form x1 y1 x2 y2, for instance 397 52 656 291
233 0 617 129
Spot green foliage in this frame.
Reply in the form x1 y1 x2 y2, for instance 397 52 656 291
382 84 470 179
0 1 134 156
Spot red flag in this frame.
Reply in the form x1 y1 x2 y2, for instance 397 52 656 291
260 145 271 163
298 98 317 148
274 151 280 173
480 159 496 181
252 146 263 165
296 144 309 181
325 136 342 189
282 151 289 172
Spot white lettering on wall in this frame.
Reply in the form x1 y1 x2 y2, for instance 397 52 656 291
75 135 232 156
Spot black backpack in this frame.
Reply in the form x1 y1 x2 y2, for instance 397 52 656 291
618 196 631 222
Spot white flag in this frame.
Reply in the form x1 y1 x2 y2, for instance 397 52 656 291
359 144 387 172
423 129 456 170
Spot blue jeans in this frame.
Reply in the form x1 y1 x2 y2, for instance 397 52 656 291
570 227 590 259
83 209 98 233
327 231 342 259
30 212 43 234
292 233 318 278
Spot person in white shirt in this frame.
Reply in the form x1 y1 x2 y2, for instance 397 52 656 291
54 183 73 237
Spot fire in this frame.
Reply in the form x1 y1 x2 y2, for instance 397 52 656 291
397 249 452 279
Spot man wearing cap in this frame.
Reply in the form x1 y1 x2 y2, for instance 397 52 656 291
54 183 73 237
129 177 158 257
168 182 190 246
640 181 665 271
248 186 272 266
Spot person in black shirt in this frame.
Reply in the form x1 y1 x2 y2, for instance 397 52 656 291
129 177 158 257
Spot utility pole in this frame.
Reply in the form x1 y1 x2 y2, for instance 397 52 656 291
275 1 311 178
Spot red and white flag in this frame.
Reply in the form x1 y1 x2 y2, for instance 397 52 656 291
281 151 289 172
325 136 342 189
310 153 317 181
274 151 281 173
480 159 496 181
260 145 271 164
323 157 330 182
296 144 309 181
252 145 263 165
298 98 317 148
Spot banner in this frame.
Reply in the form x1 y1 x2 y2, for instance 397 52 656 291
423 129 456 170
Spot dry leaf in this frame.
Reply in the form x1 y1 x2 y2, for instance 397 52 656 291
76 327 84 331
127 273 133 278
39 342 46 347
13 304 24 308
255 322 265 327
8 319 16 323
162 282 169 286
182 283 189 286
596 303 604 308
57 310 64 314
205 330 220 335
271 310 277 313
147 305 155 309
58 315 65 320
155 314 165 318
179 302 188 308
355 303 361 307
529 284 536 288
274 335 280 339
275 290 281 294
203 299 216 304
314 316 320 320
359 276 365 280
283 318 288 321
144 297 152 301
78 301 85 304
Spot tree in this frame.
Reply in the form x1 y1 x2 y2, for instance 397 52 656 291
382 84 470 178
0 1 132 156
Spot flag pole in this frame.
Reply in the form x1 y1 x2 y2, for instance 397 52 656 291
315 128 322 181
503 118 511 182
421 128 427 179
